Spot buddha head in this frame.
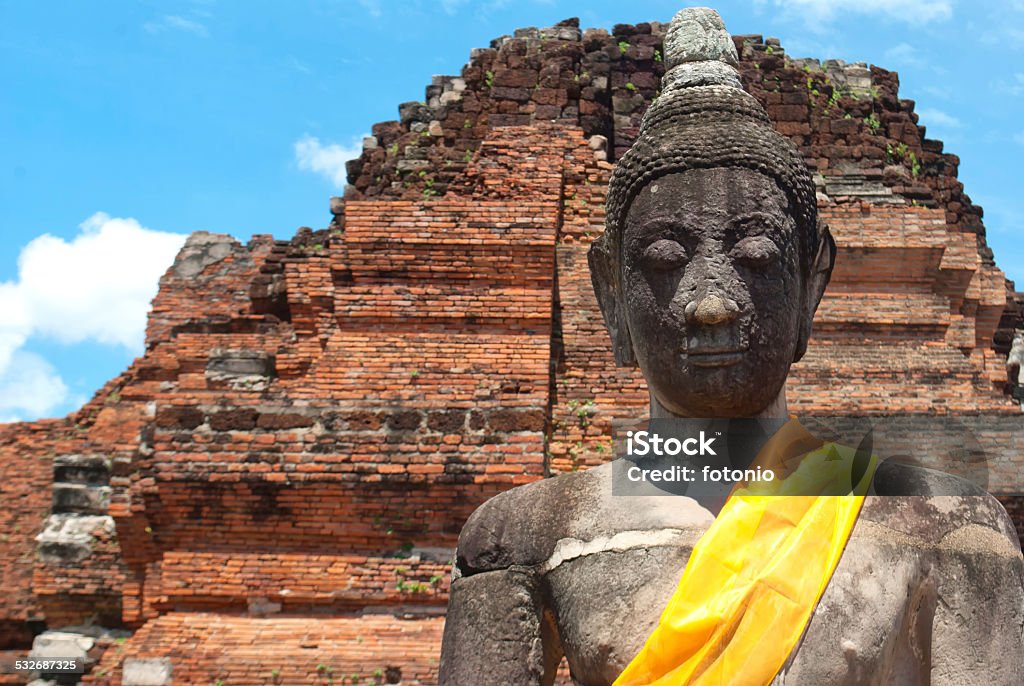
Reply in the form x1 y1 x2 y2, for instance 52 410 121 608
589 8 836 418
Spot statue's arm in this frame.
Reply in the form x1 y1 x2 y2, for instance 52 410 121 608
438 565 562 686
930 512 1024 685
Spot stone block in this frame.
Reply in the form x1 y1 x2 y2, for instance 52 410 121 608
206 350 276 383
491 86 531 102
388 411 423 432
427 410 466 433
493 69 537 88
53 454 110 485
52 484 111 515
398 101 432 125
539 26 581 42
256 412 315 430
488 114 531 127
396 158 430 172
36 514 114 563
171 232 237 279
487 409 546 432
122 658 173 686
248 597 282 616
534 104 562 120
208 409 258 431
154 405 204 429
30 631 94 659
533 88 567 106
831 118 860 135
322 410 385 431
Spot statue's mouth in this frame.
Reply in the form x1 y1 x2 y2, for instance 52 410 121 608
686 347 747 367
683 328 749 368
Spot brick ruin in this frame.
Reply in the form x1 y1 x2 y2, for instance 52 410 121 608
1 17 1022 686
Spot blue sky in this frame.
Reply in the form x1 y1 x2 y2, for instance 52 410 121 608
2 0 1023 422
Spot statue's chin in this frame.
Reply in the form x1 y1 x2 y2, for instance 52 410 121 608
655 397 777 419
650 373 787 418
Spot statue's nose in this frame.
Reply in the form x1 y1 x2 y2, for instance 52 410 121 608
685 293 739 326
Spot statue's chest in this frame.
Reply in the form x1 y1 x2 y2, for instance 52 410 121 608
543 530 928 686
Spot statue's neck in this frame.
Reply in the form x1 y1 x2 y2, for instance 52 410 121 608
649 388 790 420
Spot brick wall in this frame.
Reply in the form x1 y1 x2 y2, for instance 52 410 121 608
0 421 62 648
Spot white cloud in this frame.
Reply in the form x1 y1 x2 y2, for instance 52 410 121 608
763 0 953 28
294 134 365 187
442 0 470 14
884 42 925 67
143 15 209 37
357 0 382 18
1015 131 1024 145
922 85 951 99
917 108 962 129
287 56 312 75
0 351 68 424
994 73 1024 96
0 213 187 422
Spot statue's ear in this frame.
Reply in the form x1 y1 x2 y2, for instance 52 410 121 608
794 220 836 363
588 235 638 367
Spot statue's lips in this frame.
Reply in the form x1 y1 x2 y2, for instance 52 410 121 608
684 346 748 367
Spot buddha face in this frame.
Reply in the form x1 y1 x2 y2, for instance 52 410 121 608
619 167 815 417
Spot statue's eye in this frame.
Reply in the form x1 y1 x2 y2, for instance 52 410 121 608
731 236 780 268
643 239 687 271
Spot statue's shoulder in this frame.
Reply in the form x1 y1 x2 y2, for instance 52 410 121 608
861 461 1022 556
454 463 717 578
454 468 604 577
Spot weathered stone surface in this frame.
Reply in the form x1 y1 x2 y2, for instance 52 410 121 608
255 412 314 430
662 60 742 89
439 568 556 685
207 408 258 431
387 410 422 432
122 658 172 686
171 232 236 278
398 101 432 125
486 408 545 432
663 7 739 69
30 630 94 659
53 454 109 485
451 461 1024 683
52 483 111 515
153 405 203 429
247 596 282 616
427 409 465 433
1008 331 1024 410
36 514 115 564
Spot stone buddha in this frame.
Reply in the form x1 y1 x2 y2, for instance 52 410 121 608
1009 331 1024 411
439 8 1024 685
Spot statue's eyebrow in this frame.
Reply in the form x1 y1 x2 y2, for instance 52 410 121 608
634 215 701 237
727 212 786 235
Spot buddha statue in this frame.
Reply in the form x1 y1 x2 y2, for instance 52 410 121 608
439 8 1024 685
1009 330 1024 411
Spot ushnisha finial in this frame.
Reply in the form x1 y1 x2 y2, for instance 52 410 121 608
664 7 739 68
657 8 743 93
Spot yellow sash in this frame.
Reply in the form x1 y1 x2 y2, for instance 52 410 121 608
614 421 875 686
